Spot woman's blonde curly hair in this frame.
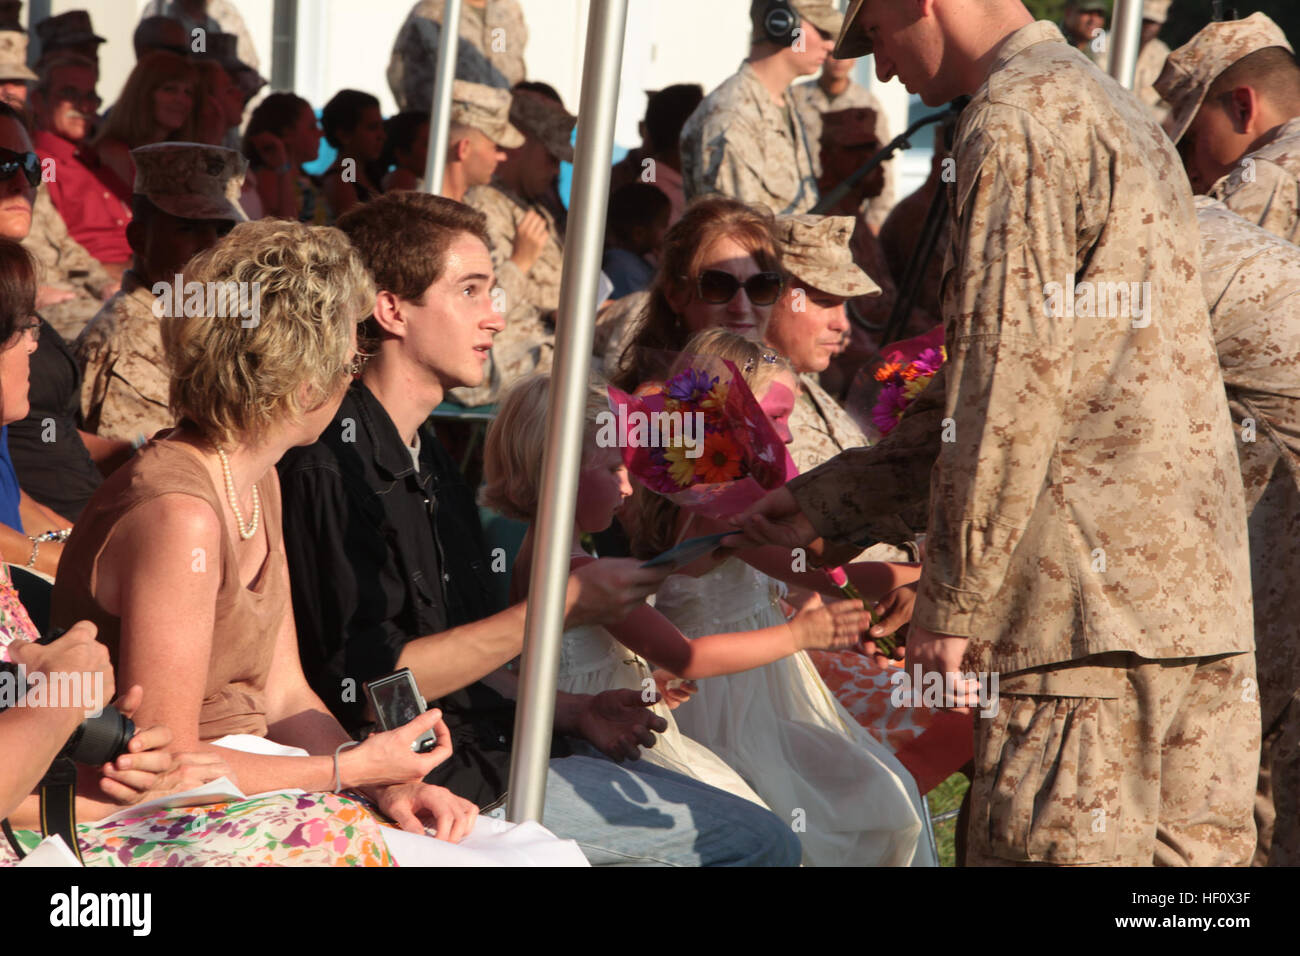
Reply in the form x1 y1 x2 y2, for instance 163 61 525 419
161 219 375 447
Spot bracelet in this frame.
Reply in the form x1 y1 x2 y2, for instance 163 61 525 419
131 433 148 451
331 740 361 792
26 528 72 568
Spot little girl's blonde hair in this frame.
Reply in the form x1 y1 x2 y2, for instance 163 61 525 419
480 373 611 522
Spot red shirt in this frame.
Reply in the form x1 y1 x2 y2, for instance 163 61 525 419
35 129 132 265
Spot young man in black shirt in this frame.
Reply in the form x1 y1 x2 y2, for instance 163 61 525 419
279 191 800 866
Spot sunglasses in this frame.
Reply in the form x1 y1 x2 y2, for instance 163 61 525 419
688 269 784 307
0 147 40 188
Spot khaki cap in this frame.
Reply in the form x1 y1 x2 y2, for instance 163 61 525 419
35 10 105 51
774 214 879 299
820 106 879 148
451 80 524 149
509 90 575 163
132 142 248 222
751 0 843 44
1073 1 1109 12
1143 0 1170 25
834 0 871 59
1156 12 1294 145
0 30 35 82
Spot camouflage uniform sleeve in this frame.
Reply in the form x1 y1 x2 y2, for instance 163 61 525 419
388 12 439 113
687 108 772 207
910 116 1078 638
467 187 530 317
788 363 946 545
490 0 529 87
26 187 113 296
1211 159 1300 244
78 333 174 442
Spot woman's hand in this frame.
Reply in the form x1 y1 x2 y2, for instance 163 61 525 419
369 782 479 841
95 685 230 805
651 669 696 710
341 708 452 789
787 593 873 652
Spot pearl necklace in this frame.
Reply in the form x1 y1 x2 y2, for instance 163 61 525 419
217 448 260 541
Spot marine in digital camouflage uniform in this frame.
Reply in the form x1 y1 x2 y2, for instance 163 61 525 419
790 8 1258 866
679 0 842 215
24 185 117 341
77 143 246 443
791 67 894 230
817 107 900 336
1132 0 1171 123
388 0 528 112
768 214 876 477
1194 196 1300 867
1158 13 1300 242
453 91 572 407
138 0 260 74
768 214 912 564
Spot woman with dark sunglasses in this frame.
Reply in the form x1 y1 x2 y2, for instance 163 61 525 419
609 196 785 393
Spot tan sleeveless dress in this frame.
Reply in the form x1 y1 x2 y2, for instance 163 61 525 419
52 438 288 740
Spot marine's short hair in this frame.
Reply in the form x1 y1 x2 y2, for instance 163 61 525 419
162 219 373 447
1208 46 1300 113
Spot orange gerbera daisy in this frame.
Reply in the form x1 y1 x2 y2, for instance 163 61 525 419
874 361 902 383
697 432 743 483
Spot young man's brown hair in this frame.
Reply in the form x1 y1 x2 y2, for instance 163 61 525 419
336 191 491 302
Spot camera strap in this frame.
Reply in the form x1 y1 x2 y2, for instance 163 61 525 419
1 758 83 864
39 759 83 864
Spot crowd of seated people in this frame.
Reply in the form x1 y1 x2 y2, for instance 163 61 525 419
0 0 1072 869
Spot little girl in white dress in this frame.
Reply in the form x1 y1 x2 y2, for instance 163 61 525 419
621 332 935 866
481 368 873 812
484 332 933 866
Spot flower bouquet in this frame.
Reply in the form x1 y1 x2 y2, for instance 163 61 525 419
871 342 946 437
605 357 796 522
608 356 892 652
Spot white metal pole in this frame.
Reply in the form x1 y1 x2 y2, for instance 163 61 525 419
506 0 628 823
424 0 462 195
1108 0 1144 90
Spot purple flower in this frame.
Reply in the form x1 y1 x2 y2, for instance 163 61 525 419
872 382 907 435
665 368 716 403
913 347 945 376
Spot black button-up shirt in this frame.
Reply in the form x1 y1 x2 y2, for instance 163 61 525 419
279 382 559 806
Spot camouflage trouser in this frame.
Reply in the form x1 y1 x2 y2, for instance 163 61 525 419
966 651 1259 867
1255 689 1300 866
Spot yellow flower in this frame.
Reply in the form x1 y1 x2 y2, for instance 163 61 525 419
701 382 729 412
663 442 698 487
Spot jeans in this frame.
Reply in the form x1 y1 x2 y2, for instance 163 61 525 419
486 753 800 866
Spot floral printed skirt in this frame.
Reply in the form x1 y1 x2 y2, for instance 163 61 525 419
0 791 396 867
809 650 974 796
